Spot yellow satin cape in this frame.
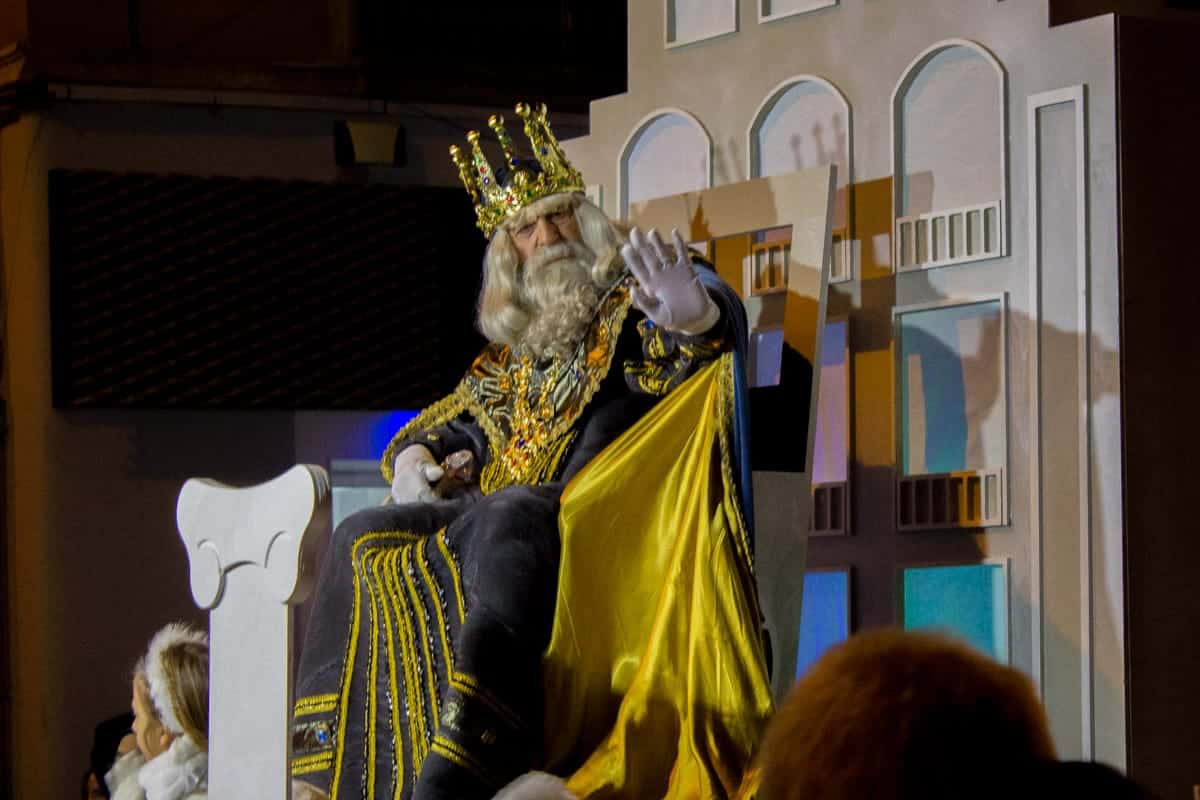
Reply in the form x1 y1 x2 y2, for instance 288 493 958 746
541 353 773 799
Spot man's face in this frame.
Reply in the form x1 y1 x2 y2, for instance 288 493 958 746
509 207 582 268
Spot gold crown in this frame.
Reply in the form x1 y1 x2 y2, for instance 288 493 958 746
450 102 586 238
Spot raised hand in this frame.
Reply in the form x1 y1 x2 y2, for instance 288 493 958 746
621 226 720 334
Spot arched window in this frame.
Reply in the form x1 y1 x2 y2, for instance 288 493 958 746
891 40 1007 272
749 75 853 281
619 109 712 217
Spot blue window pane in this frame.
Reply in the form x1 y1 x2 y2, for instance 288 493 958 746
796 570 850 677
902 564 1008 661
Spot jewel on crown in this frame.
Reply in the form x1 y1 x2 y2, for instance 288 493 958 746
449 102 586 238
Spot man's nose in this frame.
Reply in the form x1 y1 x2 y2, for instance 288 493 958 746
534 216 560 248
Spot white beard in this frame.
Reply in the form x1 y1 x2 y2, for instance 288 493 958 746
517 241 601 362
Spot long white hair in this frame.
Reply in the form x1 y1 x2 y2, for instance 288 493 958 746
477 194 626 356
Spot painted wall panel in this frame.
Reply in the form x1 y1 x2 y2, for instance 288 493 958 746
1033 96 1087 759
813 318 848 484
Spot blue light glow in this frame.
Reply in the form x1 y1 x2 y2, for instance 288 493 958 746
368 410 419 457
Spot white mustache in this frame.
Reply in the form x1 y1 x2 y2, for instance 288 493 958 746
527 242 581 272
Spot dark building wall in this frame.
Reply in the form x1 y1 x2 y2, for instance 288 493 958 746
4 0 626 112
1116 15 1200 800
0 91 570 797
0 102 349 799
0 143 12 800
1051 0 1200 25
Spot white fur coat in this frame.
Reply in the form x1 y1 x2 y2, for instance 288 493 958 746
105 737 208 800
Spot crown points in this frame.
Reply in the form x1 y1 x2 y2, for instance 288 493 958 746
449 101 586 238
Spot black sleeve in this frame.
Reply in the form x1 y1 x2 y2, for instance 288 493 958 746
382 413 490 481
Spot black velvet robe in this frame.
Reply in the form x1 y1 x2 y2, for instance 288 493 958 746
291 270 741 800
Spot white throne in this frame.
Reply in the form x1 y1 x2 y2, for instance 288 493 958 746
176 464 331 800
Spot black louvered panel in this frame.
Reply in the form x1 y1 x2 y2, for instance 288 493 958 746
49 169 485 409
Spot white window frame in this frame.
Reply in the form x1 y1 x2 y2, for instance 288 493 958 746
759 0 838 25
665 0 739 49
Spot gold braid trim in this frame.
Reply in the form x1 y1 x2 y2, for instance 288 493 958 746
418 538 458 675
626 318 729 397
371 547 410 785
432 735 493 785
448 672 526 733
436 532 467 625
402 546 441 760
293 694 338 716
292 755 334 775
292 753 336 767
479 430 577 494
453 378 506 481
715 351 757 582
330 530 421 798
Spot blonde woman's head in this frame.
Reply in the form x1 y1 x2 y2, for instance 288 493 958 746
132 623 210 759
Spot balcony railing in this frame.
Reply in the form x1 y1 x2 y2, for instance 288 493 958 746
897 467 1004 531
894 200 1002 272
812 480 850 536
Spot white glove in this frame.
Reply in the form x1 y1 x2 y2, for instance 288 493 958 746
621 226 720 335
491 771 576 800
390 445 444 505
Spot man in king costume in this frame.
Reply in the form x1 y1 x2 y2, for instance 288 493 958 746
291 103 774 799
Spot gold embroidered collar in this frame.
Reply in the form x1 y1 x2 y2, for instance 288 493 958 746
379 277 634 491
464 279 633 489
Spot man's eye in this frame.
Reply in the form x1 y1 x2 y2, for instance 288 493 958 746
517 224 535 237
551 211 573 224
